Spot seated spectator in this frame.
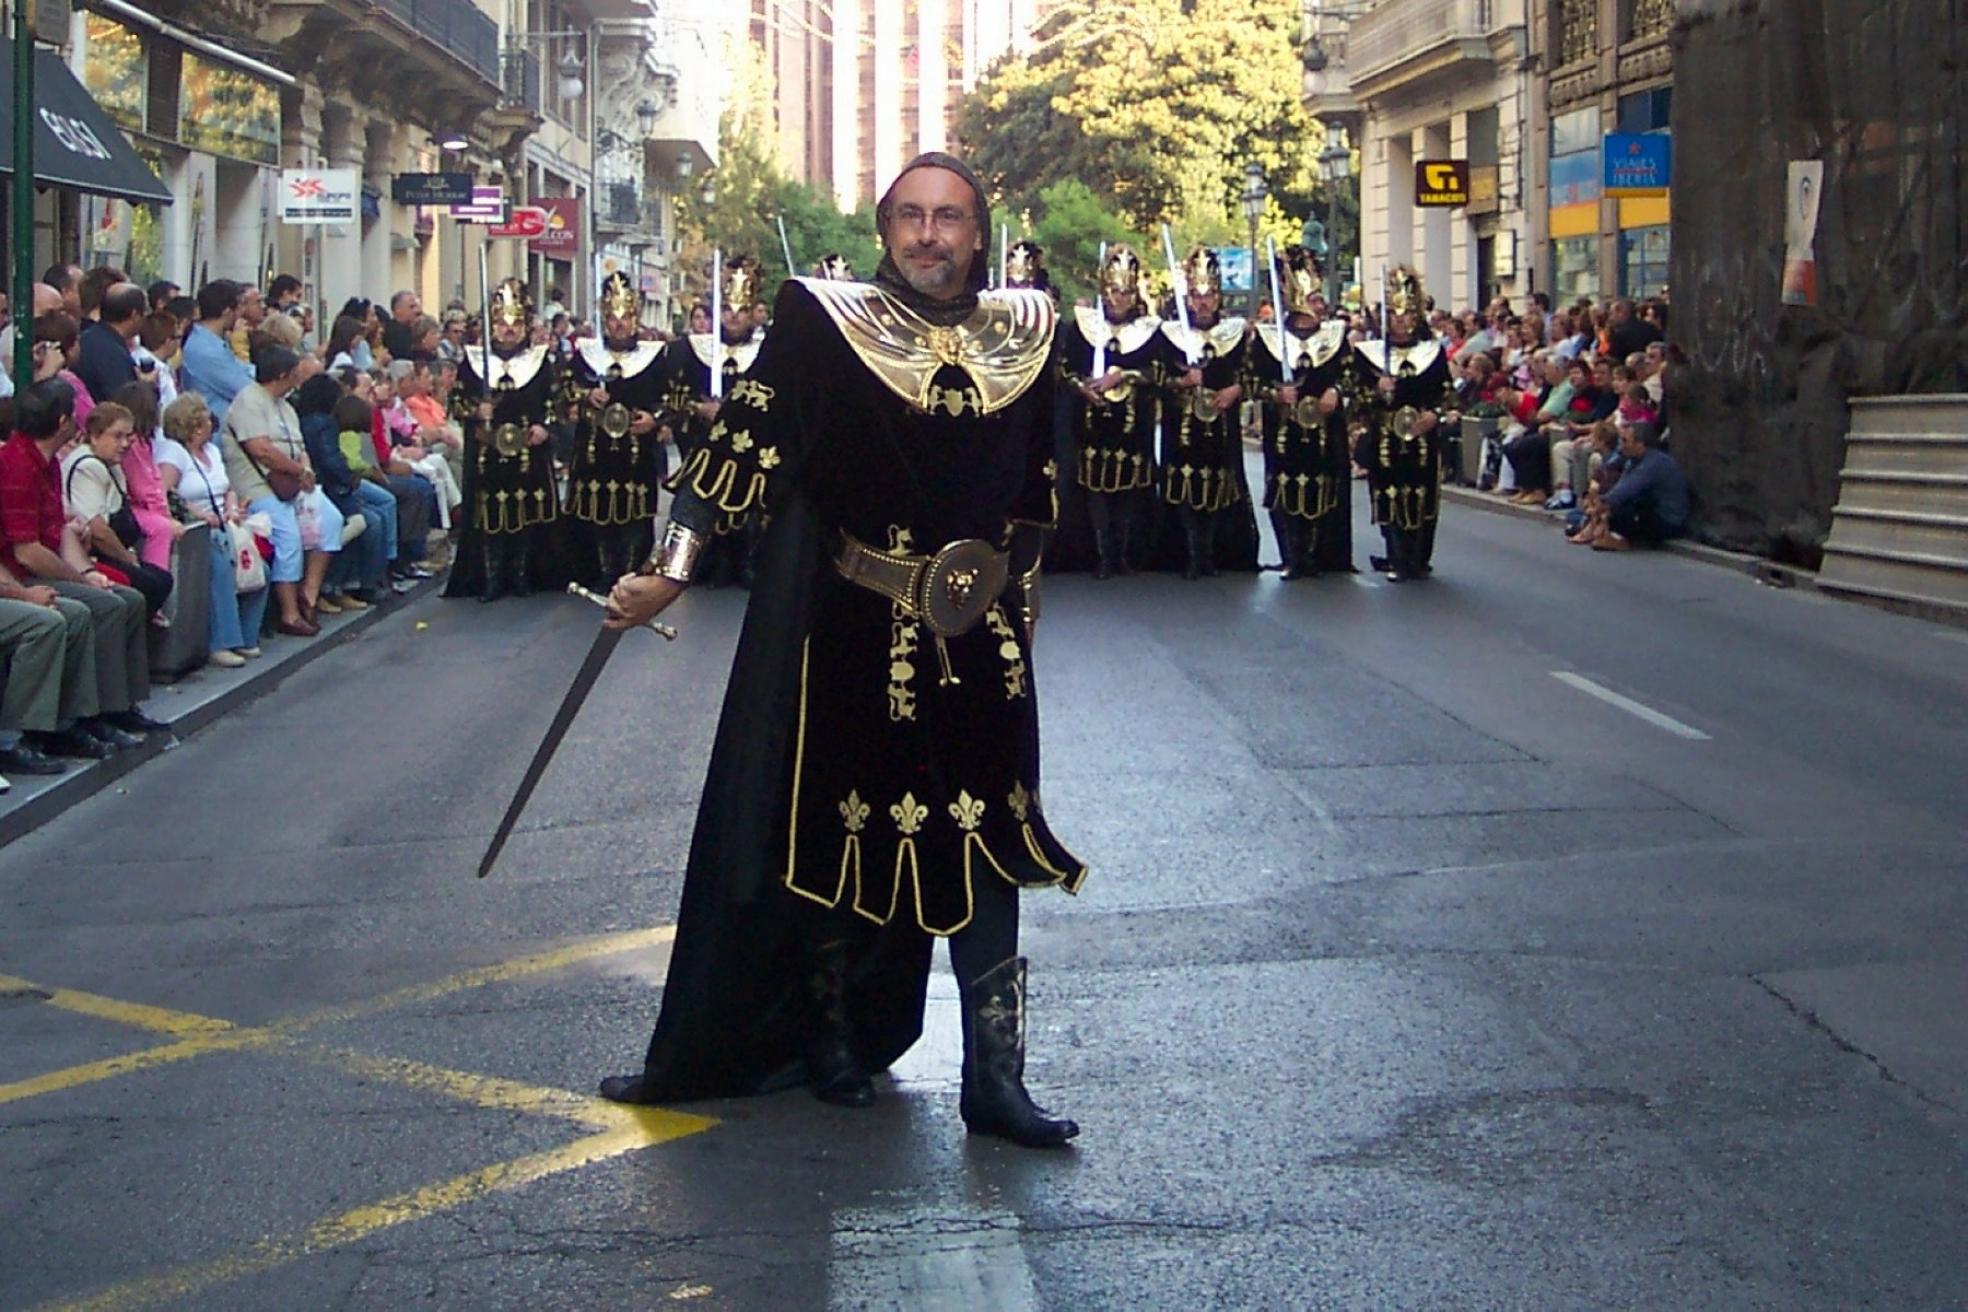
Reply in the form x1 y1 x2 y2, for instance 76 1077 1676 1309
1591 421 1690 550
60 402 174 618
156 393 268 668
1499 357 1592 504
146 280 181 315
134 311 181 406
292 374 389 611
219 346 342 637
436 311 469 363
1 378 163 750
105 382 184 574
332 389 432 584
0 557 95 775
325 313 375 373
1551 419 1620 523
227 284 266 362
405 314 442 362
73 282 143 405
385 362 463 535
32 312 93 427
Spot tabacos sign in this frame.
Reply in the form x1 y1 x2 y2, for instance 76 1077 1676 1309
279 169 359 223
1414 159 1471 209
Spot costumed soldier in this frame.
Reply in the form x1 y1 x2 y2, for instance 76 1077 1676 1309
443 278 563 602
657 256 768 586
1004 240 1053 296
1154 246 1248 579
1060 246 1161 578
1250 245 1352 578
565 271 669 586
1351 266 1457 581
812 253 855 280
600 151 1085 1149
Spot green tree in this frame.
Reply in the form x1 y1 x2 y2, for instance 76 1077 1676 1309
1024 179 1137 304
955 0 1332 236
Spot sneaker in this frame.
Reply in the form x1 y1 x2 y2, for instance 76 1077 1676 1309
390 578 417 594
237 646 262 660
1544 489 1577 511
109 708 170 734
405 564 435 579
315 594 346 615
209 649 247 669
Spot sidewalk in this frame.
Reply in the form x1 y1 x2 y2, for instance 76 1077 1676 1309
0 579 441 847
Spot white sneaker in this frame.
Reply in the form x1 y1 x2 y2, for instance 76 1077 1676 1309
237 647 262 660
209 650 248 669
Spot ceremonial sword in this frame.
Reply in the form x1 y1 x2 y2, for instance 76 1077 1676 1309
476 585 678 878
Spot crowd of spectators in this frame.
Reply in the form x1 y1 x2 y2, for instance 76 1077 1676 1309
0 266 490 787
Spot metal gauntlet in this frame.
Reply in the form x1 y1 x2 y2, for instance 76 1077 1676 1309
648 519 706 585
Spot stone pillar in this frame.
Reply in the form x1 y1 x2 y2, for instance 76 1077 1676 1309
319 102 364 323
277 84 324 313
362 118 397 308
1419 121 1453 307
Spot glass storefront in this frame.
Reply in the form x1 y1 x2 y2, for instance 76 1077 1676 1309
180 54 280 166
1552 236 1599 303
1621 224 1669 299
82 15 146 132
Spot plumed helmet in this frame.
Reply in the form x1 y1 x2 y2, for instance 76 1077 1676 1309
720 255 761 307
1385 264 1424 320
1181 245 1222 297
1100 244 1145 297
1005 240 1046 288
1276 245 1324 316
600 270 640 323
812 253 855 281
489 278 532 328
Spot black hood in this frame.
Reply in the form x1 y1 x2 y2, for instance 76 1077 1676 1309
873 151 992 325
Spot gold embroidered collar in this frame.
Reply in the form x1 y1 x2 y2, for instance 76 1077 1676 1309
578 339 665 380
467 343 551 392
1355 338 1444 376
1160 317 1248 362
795 278 1057 416
1254 320 1347 371
1072 304 1162 357
688 330 765 375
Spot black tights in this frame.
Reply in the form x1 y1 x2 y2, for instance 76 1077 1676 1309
798 873 1019 986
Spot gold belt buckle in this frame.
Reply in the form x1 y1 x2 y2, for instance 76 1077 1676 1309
598 401 632 438
492 423 526 458
1189 389 1216 422
917 539 1008 639
1293 395 1323 429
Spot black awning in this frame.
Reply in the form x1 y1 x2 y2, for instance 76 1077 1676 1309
0 38 172 205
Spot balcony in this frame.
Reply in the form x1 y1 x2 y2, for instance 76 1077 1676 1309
263 0 506 125
371 0 500 86
1346 0 1510 100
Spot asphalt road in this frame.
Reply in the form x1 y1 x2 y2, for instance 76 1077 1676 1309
3 479 1966 1311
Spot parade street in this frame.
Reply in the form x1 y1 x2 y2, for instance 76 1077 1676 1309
3 493 1966 1311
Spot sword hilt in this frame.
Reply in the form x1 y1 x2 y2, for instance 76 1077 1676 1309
567 583 678 640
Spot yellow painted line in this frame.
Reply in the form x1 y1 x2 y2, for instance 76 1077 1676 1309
42 1110 717 1312
0 973 235 1037
296 1045 641 1130
267 924 678 1038
0 1034 256 1107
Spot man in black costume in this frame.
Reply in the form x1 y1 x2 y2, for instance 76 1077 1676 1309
1352 266 1456 582
565 271 668 587
1059 246 1161 579
444 279 563 602
601 153 1085 1148
1154 246 1248 579
657 257 767 587
1250 246 1352 578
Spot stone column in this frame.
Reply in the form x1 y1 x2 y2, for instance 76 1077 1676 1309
277 83 324 313
319 101 364 324
362 117 397 309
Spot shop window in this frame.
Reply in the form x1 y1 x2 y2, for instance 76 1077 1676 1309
179 54 280 166
1552 236 1599 304
82 15 146 134
1621 225 1669 299
1549 106 1602 208
1617 86 1672 135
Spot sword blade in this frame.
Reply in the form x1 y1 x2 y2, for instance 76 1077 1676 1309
477 624 628 878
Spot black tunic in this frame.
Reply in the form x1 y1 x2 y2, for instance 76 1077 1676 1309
637 277 1086 1100
441 344 571 598
1154 318 1249 512
1351 338 1455 530
564 339 670 527
656 330 766 535
1059 306 1161 494
1251 320 1351 522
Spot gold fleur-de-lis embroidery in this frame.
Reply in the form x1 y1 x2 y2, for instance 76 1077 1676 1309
706 420 728 444
949 791 986 832
758 447 781 469
1007 780 1031 821
839 790 871 833
730 431 754 454
891 793 929 835
1042 459 1058 480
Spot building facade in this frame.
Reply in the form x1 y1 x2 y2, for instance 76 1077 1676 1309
1525 0 1674 305
1337 0 1534 315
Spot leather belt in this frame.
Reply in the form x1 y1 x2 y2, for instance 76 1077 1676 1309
833 530 1009 638
492 422 527 458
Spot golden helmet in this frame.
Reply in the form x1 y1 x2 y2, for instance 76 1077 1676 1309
600 270 640 323
1385 265 1425 320
1004 240 1046 288
1181 245 1222 297
1100 244 1145 297
812 253 855 281
1276 245 1324 316
720 255 761 307
489 278 532 328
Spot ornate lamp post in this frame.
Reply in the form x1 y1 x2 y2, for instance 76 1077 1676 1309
1318 137 1352 308
1239 160 1268 322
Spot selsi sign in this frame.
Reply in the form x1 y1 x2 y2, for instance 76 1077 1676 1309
1414 159 1471 209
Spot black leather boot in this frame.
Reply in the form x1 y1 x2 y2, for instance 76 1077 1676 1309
1181 514 1206 580
804 941 874 1107
479 537 507 603
1280 521 1312 579
959 957 1077 1147
1092 525 1115 581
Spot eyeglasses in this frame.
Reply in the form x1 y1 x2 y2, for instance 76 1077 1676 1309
890 204 971 231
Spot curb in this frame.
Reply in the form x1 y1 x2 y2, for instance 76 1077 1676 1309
0 577 442 848
1439 485 1822 592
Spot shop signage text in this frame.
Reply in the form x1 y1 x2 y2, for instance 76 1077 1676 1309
451 186 507 223
279 168 359 223
531 198 581 256
392 172 475 206
1415 159 1471 208
1603 133 1672 197
488 206 549 239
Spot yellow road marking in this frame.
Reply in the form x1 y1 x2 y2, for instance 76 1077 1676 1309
0 1035 255 1107
0 974 237 1038
296 1045 642 1130
41 1110 716 1312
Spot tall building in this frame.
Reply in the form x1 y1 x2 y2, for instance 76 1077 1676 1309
749 0 1053 211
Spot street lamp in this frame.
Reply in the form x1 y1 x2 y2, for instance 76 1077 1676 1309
1318 137 1352 308
1239 160 1268 322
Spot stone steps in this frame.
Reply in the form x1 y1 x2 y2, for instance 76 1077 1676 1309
1821 396 1968 619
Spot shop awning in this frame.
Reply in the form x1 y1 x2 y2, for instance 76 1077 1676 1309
0 38 172 205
